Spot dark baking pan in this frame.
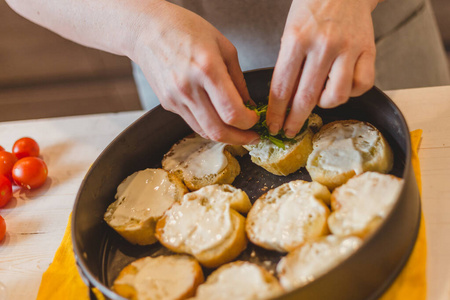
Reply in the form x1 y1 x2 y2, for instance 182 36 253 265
72 68 421 300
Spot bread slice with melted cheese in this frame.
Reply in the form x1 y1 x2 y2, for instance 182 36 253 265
328 172 403 238
246 180 330 253
162 134 246 191
155 184 250 268
277 235 363 291
112 255 204 300
104 168 188 246
306 120 394 190
243 113 323 176
191 261 283 300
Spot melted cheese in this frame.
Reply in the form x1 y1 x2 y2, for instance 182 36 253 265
161 199 233 254
277 235 362 290
195 262 281 300
107 169 179 227
163 135 228 178
250 181 329 252
329 172 403 236
115 256 198 300
311 122 380 175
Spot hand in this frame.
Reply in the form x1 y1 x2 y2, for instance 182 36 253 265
267 0 378 138
131 1 259 145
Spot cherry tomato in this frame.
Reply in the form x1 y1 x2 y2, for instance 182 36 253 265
0 151 18 180
0 175 12 208
12 137 40 159
12 157 48 189
0 215 5 242
0 146 4 151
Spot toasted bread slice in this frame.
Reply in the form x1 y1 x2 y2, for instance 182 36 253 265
192 261 283 300
246 180 330 253
243 113 323 176
155 185 249 268
328 172 403 238
306 120 394 190
104 168 188 245
112 255 204 300
162 134 245 191
277 235 362 290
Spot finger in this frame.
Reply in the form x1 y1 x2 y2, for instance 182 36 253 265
267 36 306 135
350 49 376 97
283 51 334 138
318 54 356 108
189 87 260 145
197 54 258 131
219 39 252 104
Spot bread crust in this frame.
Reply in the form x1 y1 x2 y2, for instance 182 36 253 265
104 169 188 245
306 120 394 190
112 255 204 300
244 113 323 176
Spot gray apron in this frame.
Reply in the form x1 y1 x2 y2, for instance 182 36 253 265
133 0 450 110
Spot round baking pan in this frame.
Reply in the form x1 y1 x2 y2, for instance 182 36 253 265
72 68 421 300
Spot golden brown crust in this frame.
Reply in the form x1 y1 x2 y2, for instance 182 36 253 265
244 113 323 176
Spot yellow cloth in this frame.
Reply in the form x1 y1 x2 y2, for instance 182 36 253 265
37 130 426 300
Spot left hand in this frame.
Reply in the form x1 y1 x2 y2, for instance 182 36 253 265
267 0 379 138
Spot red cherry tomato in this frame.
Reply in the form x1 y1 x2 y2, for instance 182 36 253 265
0 146 4 151
0 215 5 242
12 157 48 189
0 175 12 208
0 151 18 180
12 137 40 159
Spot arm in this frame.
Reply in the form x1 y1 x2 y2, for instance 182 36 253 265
266 0 381 138
6 0 260 145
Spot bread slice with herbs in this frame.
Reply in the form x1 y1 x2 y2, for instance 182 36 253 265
155 184 250 268
306 120 394 190
104 168 188 246
191 261 283 300
244 113 323 176
328 171 403 238
112 255 204 300
246 180 330 253
162 134 246 191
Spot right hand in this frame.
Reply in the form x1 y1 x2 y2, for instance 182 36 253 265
130 1 260 145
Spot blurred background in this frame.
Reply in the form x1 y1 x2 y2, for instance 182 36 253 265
0 0 449 122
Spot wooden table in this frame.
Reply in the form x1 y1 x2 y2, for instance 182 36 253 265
1 86 449 300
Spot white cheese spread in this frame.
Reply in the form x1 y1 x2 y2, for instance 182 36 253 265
329 172 403 236
161 198 233 254
195 262 282 300
277 235 362 290
163 135 228 178
310 122 380 175
107 169 179 227
114 256 198 300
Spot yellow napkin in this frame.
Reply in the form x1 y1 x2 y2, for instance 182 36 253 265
37 130 426 300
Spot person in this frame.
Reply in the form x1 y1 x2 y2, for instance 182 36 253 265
6 0 450 146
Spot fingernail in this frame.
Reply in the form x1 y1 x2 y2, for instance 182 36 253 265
269 123 280 135
284 129 296 139
250 138 261 145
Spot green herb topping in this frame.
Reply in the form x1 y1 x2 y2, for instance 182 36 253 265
246 102 309 149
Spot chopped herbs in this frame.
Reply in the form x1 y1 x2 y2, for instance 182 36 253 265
246 102 309 149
